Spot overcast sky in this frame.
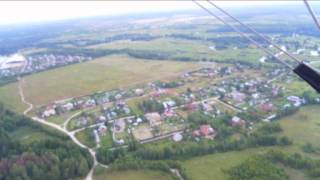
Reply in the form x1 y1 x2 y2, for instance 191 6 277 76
0 1 304 25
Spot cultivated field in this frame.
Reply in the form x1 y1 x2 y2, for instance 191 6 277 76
0 55 200 108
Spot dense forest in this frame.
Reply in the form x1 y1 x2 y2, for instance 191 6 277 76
0 104 93 180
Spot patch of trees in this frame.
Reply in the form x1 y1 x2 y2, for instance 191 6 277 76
36 34 160 50
158 81 180 89
0 104 93 180
225 156 289 180
209 24 320 37
109 156 189 180
207 36 266 49
133 134 291 161
265 150 320 178
276 106 299 119
166 34 202 41
257 122 282 134
139 99 164 114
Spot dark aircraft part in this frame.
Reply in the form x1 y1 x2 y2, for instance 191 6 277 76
293 63 320 93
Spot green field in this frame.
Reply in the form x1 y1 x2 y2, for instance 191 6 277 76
75 128 96 148
94 169 174 180
8 126 54 144
181 148 273 180
4 55 199 107
0 82 26 113
279 105 320 150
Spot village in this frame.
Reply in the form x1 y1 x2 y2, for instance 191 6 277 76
0 53 92 78
35 61 320 151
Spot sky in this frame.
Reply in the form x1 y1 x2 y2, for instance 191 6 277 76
0 1 303 25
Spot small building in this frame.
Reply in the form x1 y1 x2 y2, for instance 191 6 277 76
231 116 246 127
145 112 162 127
258 103 274 113
42 107 56 118
287 96 303 107
231 91 246 102
163 108 175 118
62 102 74 111
135 89 144 96
98 125 107 136
172 133 183 142
193 124 216 139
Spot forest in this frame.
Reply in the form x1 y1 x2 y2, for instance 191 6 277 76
0 104 93 180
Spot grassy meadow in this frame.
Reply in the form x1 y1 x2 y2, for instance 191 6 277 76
0 55 200 108
0 82 26 113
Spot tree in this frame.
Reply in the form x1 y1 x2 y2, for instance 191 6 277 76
226 156 289 180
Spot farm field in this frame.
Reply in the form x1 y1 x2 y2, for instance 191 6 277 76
0 82 26 113
94 169 174 180
0 55 200 108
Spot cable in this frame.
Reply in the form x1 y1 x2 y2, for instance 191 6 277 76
303 0 320 31
192 0 294 69
207 0 302 64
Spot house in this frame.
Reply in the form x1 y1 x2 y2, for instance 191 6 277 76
231 116 246 127
163 100 176 109
135 89 144 96
145 112 162 127
98 116 106 122
115 94 122 100
258 103 274 113
187 102 198 112
98 125 107 136
201 102 213 112
62 102 74 111
231 91 246 102
193 124 216 139
287 96 303 107
310 50 319 57
163 108 175 118
42 107 56 118
172 133 183 142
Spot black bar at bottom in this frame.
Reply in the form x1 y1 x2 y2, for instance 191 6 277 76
293 62 320 93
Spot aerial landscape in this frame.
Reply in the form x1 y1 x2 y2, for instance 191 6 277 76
1 1 320 180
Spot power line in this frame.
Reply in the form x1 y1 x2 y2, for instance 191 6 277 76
207 0 302 64
303 0 320 31
192 0 294 69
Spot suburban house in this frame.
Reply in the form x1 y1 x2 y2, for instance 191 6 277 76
258 103 274 113
135 89 144 96
98 125 107 136
145 112 162 127
62 102 74 111
231 91 246 102
287 96 303 107
42 106 56 118
231 116 246 127
193 124 216 139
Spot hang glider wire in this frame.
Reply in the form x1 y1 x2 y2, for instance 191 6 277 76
303 0 320 30
192 0 293 69
192 0 320 93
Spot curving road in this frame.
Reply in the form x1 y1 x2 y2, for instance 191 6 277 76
18 78 108 180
